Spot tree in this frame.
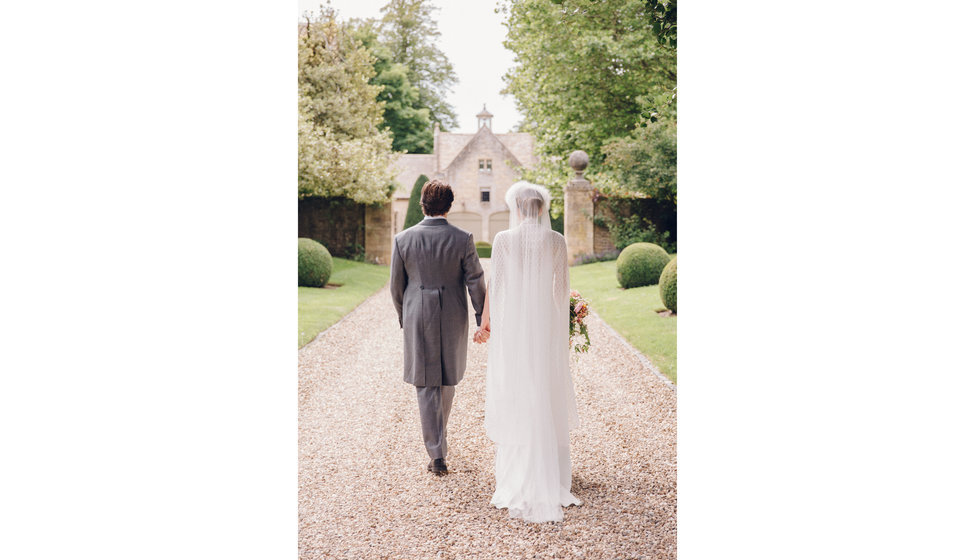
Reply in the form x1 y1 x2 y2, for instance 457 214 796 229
601 117 677 247
403 174 428 229
500 0 676 166
645 0 677 49
379 0 459 130
298 6 397 203
501 0 677 244
351 20 433 153
602 116 676 206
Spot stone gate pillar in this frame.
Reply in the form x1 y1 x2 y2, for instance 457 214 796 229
563 150 594 265
364 201 392 265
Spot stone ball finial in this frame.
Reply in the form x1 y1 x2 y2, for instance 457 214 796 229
569 150 589 177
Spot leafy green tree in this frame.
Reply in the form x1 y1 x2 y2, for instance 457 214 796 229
403 174 428 229
602 116 676 206
379 0 459 130
351 20 433 153
502 0 677 245
500 0 676 165
645 0 677 49
298 6 397 203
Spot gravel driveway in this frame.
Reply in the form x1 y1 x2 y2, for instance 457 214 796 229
299 271 677 559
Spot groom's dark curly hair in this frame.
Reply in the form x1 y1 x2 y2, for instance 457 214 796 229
420 179 454 216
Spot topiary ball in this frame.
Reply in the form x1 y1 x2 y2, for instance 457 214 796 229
616 242 670 289
298 238 333 287
660 257 677 313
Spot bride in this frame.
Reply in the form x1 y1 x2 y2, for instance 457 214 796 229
473 181 582 523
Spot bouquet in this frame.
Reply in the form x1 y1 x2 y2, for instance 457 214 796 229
569 290 592 353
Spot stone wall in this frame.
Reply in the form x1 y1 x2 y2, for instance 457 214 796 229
299 197 394 265
392 198 409 235
364 202 392 265
591 197 676 252
298 197 364 259
563 177 594 264
593 200 618 254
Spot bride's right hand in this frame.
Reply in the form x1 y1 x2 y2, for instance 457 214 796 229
473 323 490 343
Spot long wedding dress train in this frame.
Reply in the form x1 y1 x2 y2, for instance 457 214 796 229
485 182 582 523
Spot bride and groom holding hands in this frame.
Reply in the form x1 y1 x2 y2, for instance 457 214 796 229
390 179 581 523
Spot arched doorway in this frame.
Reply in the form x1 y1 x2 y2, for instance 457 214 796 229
489 211 510 243
446 211 482 240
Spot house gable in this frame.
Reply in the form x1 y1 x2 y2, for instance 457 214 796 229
442 126 524 176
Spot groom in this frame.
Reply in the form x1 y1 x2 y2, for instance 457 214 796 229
390 179 486 475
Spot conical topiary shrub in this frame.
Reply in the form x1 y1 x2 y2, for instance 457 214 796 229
616 242 670 289
298 238 333 287
660 257 677 313
403 174 428 229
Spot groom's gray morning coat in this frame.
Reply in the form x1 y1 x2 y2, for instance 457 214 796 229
390 217 486 387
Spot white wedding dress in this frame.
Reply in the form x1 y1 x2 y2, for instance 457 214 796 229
485 181 582 523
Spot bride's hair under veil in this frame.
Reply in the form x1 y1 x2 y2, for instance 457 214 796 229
485 181 581 523
504 181 552 230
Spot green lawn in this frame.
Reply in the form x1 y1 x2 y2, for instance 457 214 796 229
298 258 390 348
570 258 677 383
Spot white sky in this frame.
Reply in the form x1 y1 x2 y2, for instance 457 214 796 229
297 0 522 134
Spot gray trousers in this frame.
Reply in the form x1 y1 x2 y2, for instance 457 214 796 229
416 385 455 460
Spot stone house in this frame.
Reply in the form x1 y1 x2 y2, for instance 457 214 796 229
392 105 537 243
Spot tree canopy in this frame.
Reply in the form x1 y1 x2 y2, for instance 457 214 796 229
603 116 676 205
379 0 459 131
646 0 677 49
351 20 433 154
298 6 397 204
501 0 677 236
501 0 676 165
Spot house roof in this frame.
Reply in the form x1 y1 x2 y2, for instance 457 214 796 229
442 125 523 173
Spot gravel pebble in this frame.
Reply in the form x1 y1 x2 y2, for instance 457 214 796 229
299 275 676 559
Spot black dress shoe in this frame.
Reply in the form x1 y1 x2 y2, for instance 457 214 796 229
427 458 448 474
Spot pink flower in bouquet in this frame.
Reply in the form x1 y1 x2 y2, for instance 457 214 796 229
568 292 592 354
